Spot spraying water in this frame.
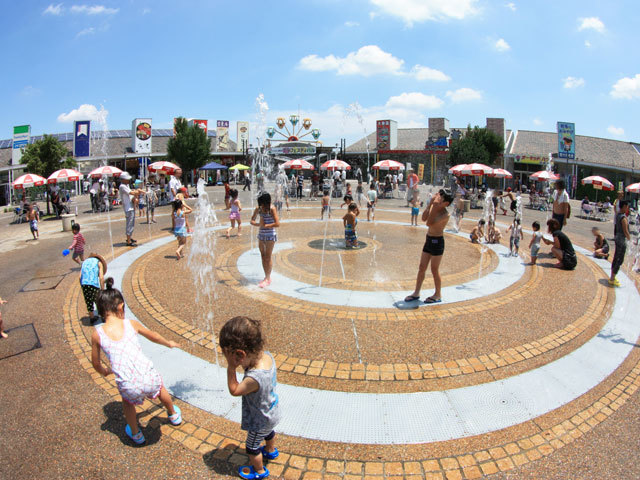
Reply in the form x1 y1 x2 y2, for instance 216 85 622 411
92 105 115 260
346 102 371 178
186 179 221 370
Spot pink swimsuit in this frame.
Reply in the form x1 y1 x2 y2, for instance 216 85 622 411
229 201 241 221
96 318 163 405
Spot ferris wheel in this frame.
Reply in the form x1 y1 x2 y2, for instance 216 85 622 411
266 114 321 145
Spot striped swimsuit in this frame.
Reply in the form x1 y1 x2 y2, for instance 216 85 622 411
258 210 277 242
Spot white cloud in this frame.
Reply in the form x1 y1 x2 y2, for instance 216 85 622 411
607 126 624 136
585 40 592 48
298 45 450 81
494 38 511 52
385 92 444 110
20 86 42 97
533 118 543 126
77 27 96 37
446 87 482 103
57 104 109 123
578 17 605 33
611 74 640 99
410 65 450 82
43 3 63 15
563 76 585 89
344 21 359 27
142 8 151 15
505 2 516 11
369 0 479 26
71 5 119 15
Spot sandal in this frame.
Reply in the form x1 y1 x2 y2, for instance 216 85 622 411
404 295 420 302
125 424 145 445
259 446 279 460
168 405 182 426
424 297 442 304
238 465 269 479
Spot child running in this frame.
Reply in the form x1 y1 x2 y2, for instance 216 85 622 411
506 218 523 257
172 199 189 260
366 183 377 221
220 316 281 480
529 221 542 265
26 204 39 240
410 197 420 226
226 189 242 238
250 193 280 288
592 227 610 259
470 219 486 243
68 223 86 265
320 190 331 220
91 278 182 445
343 203 359 248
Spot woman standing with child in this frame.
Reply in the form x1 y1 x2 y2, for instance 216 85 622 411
251 193 280 288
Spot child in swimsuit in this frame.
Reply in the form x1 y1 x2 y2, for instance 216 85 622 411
226 189 242 238
343 203 359 247
172 199 189 260
250 193 280 288
320 190 331 220
410 197 420 226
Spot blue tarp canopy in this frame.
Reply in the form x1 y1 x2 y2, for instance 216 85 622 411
200 161 228 170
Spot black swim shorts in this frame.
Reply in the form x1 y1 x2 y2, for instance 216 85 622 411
422 235 445 256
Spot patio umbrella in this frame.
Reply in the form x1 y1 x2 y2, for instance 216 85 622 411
530 170 560 182
89 165 123 178
148 161 180 174
459 163 492 176
282 159 314 170
12 173 46 189
47 168 83 184
448 164 468 175
487 168 513 179
371 160 405 170
581 175 614 191
625 182 640 194
320 159 351 171
229 164 250 170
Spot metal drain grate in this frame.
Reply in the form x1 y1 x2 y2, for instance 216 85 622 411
21 275 65 292
0 323 42 360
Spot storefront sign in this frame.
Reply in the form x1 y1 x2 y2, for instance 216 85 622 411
557 122 575 159
12 125 30 164
73 120 91 157
217 120 229 151
132 118 152 154
268 145 316 155
237 121 249 152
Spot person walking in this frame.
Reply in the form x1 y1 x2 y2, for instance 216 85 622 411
551 179 570 230
119 172 144 247
609 200 631 287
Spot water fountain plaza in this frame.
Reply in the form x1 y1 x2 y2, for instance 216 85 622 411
60 175 640 479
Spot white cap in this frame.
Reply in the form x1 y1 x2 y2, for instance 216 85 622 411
120 172 132 181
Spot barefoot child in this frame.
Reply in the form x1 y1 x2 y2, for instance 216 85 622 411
529 221 542 265
68 223 86 265
80 253 106 324
410 197 420 226
91 278 182 445
220 316 281 480
343 203 359 248
172 199 189 260
0 296 8 339
592 227 610 259
507 218 523 256
320 190 331 220
226 189 242 238
470 219 486 243
366 183 377 221
26 204 39 240
250 193 280 288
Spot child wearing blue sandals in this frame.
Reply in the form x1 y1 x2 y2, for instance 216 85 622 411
220 316 281 479
91 277 183 445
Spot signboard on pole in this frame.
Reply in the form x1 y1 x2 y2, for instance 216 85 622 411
237 121 249 152
557 122 575 160
268 145 316 155
418 163 425 180
73 120 91 157
12 125 30 164
217 121 229 151
132 118 152 154
189 119 208 134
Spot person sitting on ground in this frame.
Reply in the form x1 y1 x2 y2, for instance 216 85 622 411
470 219 486 243
542 218 577 270
487 219 502 244
592 227 609 259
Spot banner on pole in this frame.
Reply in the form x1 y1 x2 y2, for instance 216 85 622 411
12 125 30 164
557 122 575 160
217 120 229 151
73 120 91 157
237 121 249 152
132 118 152 154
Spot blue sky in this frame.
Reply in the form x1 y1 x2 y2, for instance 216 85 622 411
2 0 639 147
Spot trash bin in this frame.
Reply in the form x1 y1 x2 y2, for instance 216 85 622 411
463 199 471 212
61 214 76 232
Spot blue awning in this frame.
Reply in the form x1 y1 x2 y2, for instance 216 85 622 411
200 161 228 170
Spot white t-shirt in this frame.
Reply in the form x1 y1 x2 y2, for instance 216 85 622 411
90 182 100 195
552 190 569 204
367 189 377 203
398 172 403 183
168 176 182 201
119 184 133 212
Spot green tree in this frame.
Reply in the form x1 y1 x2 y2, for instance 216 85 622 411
449 125 505 166
166 117 212 180
21 135 77 214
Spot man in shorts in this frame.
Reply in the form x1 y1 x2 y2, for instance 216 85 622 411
552 179 570 230
405 189 453 304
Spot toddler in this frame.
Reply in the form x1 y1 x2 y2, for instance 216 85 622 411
320 190 331 219
528 221 542 265
507 218 523 256
226 189 242 238
343 203 359 248
470 219 486 243
68 223 86 265
410 198 420 226
172 199 189 260
592 227 609 259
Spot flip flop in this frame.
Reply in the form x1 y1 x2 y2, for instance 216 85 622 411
125 424 145 445
424 297 442 304
168 405 182 426
404 295 420 302
238 465 270 479
259 446 279 460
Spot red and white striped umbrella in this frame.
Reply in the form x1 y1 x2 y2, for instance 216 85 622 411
12 173 46 189
625 182 640 193
487 168 513 179
530 170 560 182
320 159 351 171
371 160 405 170
448 164 468 175
47 168 83 184
581 175 614 191
282 159 314 170
148 161 180 174
459 163 492 176
89 165 123 178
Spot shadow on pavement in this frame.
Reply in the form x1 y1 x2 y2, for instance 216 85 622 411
100 401 161 447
